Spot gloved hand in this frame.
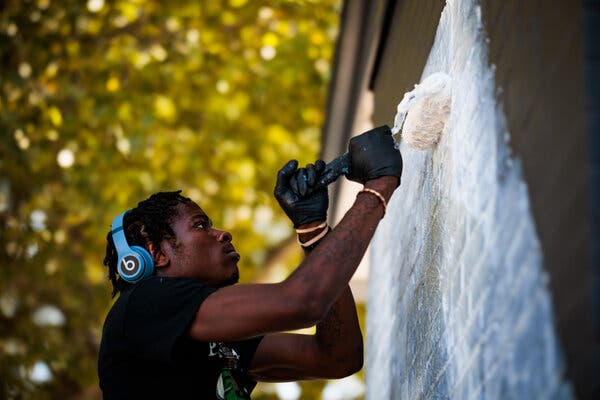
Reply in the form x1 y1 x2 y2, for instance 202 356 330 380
346 125 403 185
274 159 329 228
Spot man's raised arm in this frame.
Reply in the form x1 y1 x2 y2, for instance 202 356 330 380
187 127 402 343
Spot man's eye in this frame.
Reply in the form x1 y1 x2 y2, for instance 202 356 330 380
196 219 212 231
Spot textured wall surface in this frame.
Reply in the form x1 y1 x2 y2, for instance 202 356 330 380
366 1 573 398
479 1 594 396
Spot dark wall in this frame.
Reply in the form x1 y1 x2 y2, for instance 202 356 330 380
369 0 597 398
480 1 597 398
585 0 600 372
371 0 446 123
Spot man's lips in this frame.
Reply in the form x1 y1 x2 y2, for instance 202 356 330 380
223 244 240 260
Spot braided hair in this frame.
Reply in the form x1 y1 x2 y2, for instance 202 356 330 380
103 190 192 297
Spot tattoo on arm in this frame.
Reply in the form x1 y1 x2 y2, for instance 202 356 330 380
316 303 342 356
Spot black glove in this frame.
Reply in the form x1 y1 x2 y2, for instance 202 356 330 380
346 125 403 185
274 160 329 228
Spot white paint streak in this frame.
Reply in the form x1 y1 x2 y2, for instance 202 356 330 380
366 0 573 398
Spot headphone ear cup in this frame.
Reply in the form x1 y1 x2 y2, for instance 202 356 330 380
111 210 156 284
117 247 154 283
131 245 155 279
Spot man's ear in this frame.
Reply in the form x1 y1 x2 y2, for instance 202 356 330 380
147 242 169 269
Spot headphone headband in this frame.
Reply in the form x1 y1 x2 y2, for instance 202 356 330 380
111 211 130 256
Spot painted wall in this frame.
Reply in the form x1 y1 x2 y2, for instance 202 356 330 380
366 1 573 398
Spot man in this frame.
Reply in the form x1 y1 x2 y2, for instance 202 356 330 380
98 126 402 399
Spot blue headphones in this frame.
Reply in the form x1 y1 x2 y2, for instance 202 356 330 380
110 210 155 283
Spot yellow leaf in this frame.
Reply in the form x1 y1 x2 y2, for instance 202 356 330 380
66 40 80 56
229 0 248 7
240 26 256 43
153 96 178 123
117 102 132 121
262 32 279 47
267 125 292 146
236 159 256 181
132 51 151 69
117 2 139 21
87 18 102 35
106 77 120 92
310 31 325 45
48 106 63 126
44 62 59 78
85 262 105 285
221 11 237 26
149 44 167 62
307 46 319 59
276 21 292 37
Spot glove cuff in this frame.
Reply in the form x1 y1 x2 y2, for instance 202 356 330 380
293 214 327 229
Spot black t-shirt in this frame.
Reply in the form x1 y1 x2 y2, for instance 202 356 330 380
98 276 263 399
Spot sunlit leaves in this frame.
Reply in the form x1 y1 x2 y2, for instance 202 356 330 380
0 0 341 397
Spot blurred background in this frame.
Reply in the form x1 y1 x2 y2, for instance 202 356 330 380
0 1 368 398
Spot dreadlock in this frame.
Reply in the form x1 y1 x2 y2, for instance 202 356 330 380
103 190 192 297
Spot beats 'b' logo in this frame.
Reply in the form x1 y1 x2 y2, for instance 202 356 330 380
121 255 140 276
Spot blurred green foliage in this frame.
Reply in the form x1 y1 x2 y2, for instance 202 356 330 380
0 0 342 398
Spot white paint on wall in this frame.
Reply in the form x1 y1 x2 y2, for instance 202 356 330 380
366 0 573 398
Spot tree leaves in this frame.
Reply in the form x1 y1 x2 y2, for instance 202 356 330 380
0 0 341 397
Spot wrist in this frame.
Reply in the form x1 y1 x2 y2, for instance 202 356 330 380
364 176 398 202
297 220 327 242
298 224 329 252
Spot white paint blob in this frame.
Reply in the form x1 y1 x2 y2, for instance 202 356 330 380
392 72 452 150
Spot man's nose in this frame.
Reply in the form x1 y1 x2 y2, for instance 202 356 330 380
213 229 232 242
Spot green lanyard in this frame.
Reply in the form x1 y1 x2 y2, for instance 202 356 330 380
216 367 250 400
215 343 251 400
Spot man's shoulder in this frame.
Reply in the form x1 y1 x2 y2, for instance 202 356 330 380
135 275 209 289
123 276 217 315
129 276 216 297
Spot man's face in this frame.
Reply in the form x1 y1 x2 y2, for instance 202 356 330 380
160 201 240 287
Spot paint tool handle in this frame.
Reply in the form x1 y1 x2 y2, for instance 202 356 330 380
316 152 350 189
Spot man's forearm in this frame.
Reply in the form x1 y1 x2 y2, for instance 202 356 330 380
297 224 363 366
286 176 397 318
316 285 363 367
